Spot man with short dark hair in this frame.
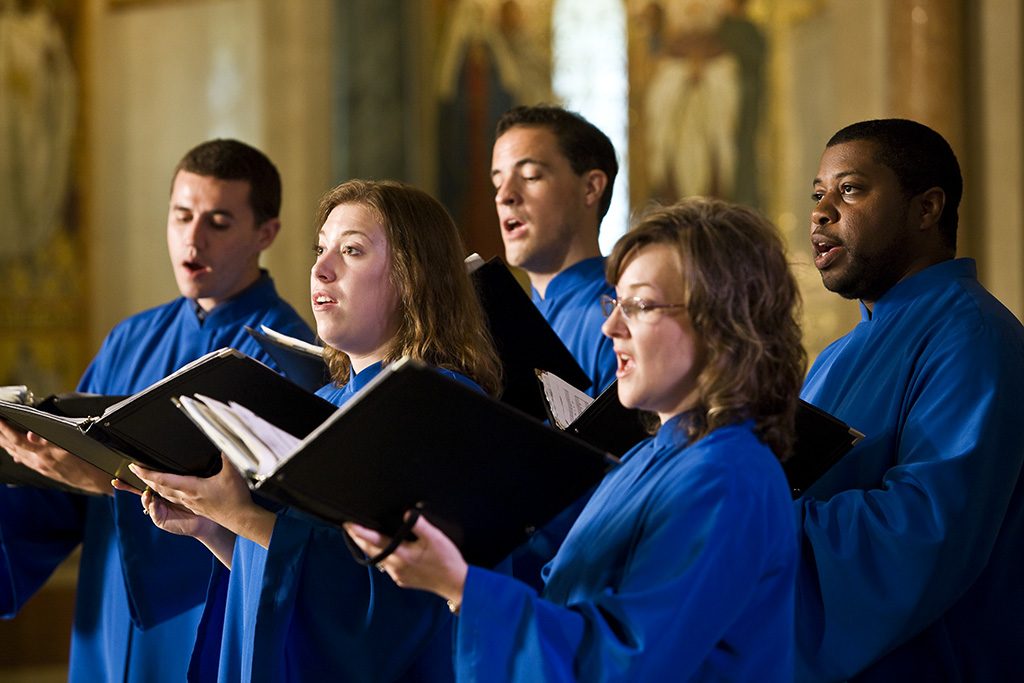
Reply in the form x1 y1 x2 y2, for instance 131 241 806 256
489 106 620 588
796 119 1024 680
0 139 315 681
491 105 618 397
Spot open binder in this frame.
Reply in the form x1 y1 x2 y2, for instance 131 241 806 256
0 393 129 493
177 357 618 567
244 325 329 392
469 256 591 420
535 370 864 496
536 370 649 457
0 349 335 491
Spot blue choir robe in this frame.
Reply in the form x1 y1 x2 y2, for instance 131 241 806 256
531 256 617 398
796 259 1024 681
191 362 482 682
0 273 314 682
454 415 798 682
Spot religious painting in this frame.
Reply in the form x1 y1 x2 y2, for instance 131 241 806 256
627 0 767 210
0 0 87 395
432 0 554 260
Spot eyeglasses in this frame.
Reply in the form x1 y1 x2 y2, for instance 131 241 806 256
600 294 687 322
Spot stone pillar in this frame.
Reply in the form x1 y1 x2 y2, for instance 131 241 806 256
975 0 1024 318
887 0 964 153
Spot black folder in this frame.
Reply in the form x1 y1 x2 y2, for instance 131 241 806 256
244 326 329 391
470 257 591 420
1 393 128 493
0 349 335 490
785 400 864 497
540 377 650 457
535 367 862 496
231 358 616 567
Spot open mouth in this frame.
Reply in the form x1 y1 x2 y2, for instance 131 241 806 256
811 235 844 269
312 292 338 308
182 260 208 274
503 217 525 233
615 351 635 377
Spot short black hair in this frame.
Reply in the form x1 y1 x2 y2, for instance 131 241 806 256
496 105 618 221
172 139 282 226
828 119 962 250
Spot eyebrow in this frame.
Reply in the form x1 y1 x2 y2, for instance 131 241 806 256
619 281 659 294
317 228 370 239
813 169 862 185
172 204 235 220
491 157 550 178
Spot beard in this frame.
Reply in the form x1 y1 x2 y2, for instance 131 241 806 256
819 204 914 304
820 250 906 303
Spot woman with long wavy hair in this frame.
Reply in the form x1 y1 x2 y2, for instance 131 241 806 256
349 197 805 681
130 179 501 681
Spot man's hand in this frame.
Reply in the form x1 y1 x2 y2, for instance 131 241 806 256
0 419 112 495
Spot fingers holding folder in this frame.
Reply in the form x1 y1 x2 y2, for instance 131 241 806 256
345 513 469 610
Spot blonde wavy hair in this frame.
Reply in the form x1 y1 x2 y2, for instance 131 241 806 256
315 180 502 397
605 198 806 459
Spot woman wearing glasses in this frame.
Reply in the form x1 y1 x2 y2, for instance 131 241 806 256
127 180 501 681
348 198 804 681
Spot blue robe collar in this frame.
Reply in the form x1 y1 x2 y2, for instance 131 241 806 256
531 256 606 303
188 270 278 329
653 411 695 451
317 360 386 407
861 258 975 322
348 360 385 392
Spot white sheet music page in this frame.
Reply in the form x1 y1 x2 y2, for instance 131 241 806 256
536 370 593 430
0 386 32 405
176 395 259 476
190 394 300 479
463 252 485 273
259 325 325 358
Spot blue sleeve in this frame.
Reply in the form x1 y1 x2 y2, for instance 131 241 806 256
77 322 128 393
454 464 792 682
251 510 452 681
795 320 1024 679
111 491 216 629
0 486 86 616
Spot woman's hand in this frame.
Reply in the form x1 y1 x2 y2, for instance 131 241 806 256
128 455 276 548
344 514 469 608
139 487 214 537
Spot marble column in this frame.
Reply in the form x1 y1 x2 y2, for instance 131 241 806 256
887 0 965 154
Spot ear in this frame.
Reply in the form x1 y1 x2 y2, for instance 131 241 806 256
256 217 281 250
581 169 608 210
915 187 946 231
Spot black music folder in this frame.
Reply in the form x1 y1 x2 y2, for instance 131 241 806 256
784 400 865 497
244 325 329 391
536 369 863 496
469 256 591 421
1 392 129 492
0 349 335 491
536 370 649 457
178 357 617 567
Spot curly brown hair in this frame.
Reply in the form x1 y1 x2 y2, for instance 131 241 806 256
605 198 806 459
314 180 502 397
